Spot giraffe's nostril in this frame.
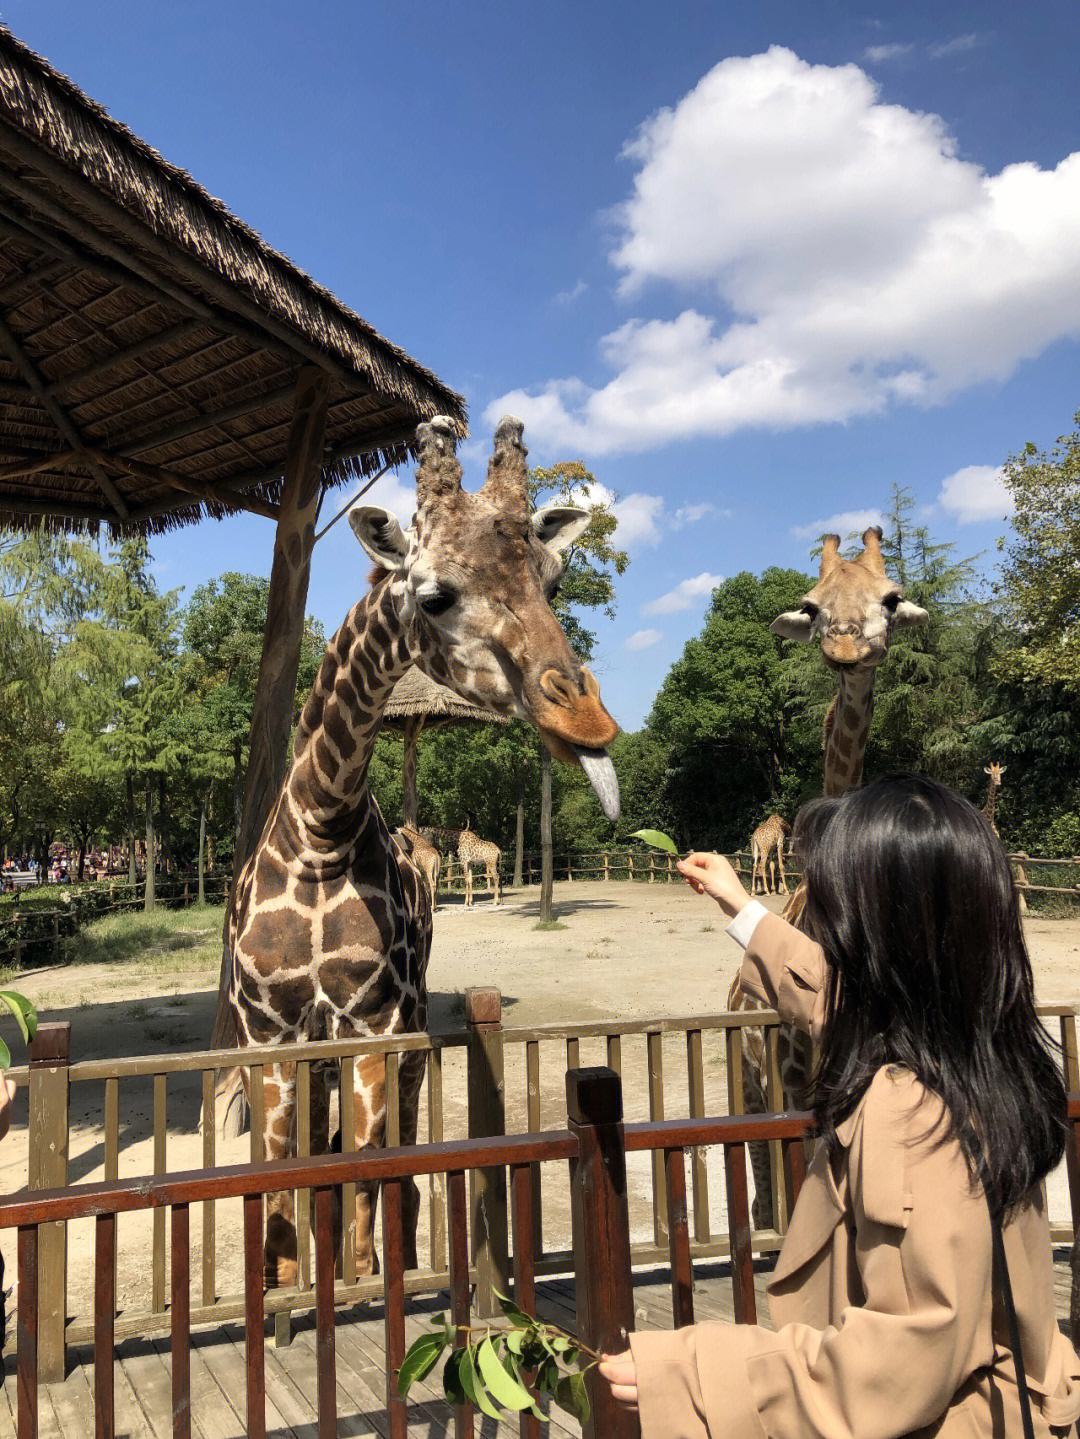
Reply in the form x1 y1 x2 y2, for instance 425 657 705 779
539 667 578 707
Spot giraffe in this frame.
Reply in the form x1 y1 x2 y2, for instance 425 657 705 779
396 824 441 909
730 526 928 1228
749 814 791 895
981 763 1029 914
457 826 502 908
221 414 621 1286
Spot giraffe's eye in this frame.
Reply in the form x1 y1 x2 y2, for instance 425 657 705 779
882 592 900 613
418 586 456 617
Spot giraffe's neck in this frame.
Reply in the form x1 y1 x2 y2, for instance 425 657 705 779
982 782 999 826
282 577 419 843
823 668 876 797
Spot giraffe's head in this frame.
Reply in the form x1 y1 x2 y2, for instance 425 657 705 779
770 526 928 670
350 415 621 820
984 762 1006 785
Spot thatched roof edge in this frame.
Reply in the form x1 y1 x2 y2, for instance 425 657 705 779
0 25 466 426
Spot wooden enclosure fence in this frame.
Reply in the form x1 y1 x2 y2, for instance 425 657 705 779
3 1077 1079 1439
0 876 229 968
516 848 1080 900
7 990 1079 1385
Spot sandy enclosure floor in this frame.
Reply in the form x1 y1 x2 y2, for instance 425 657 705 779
0 880 1077 1330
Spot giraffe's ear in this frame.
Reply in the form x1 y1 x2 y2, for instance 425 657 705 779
348 506 410 570
770 611 814 642
531 504 591 554
892 599 928 628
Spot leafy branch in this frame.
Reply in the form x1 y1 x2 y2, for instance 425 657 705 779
0 990 37 1068
397 1290 593 1424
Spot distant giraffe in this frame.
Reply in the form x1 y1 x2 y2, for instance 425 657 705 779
730 527 928 1228
980 762 1029 914
457 826 502 908
397 825 441 909
750 815 791 895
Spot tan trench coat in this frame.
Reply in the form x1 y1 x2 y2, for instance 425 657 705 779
629 911 1080 1438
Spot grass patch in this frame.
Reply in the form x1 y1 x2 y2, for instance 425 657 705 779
533 919 568 932
700 922 715 933
63 904 225 973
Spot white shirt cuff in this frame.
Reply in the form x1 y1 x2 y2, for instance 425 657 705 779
726 899 769 951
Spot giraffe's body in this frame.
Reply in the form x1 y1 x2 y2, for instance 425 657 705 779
728 527 928 1228
980 763 1029 914
397 824 441 909
750 815 791 895
457 827 502 907
221 415 620 1285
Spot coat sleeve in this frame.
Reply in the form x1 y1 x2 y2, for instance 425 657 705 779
629 1074 994 1439
736 911 830 1041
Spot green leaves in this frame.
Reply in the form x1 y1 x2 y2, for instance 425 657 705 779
630 828 679 855
0 990 37 1071
396 1299 592 1425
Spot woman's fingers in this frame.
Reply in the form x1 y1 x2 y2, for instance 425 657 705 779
599 1350 639 1410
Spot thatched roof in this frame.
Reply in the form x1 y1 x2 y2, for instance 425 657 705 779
382 667 510 729
0 25 466 534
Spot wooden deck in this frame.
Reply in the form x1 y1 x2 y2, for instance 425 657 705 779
2 1256 1074 1439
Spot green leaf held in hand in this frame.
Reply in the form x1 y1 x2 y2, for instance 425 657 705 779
0 990 37 1049
397 1331 448 1396
476 1336 534 1412
554 1371 591 1424
629 828 679 855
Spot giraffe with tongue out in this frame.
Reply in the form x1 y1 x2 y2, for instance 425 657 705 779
221 414 621 1285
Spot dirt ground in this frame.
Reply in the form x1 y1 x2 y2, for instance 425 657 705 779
1 879 1078 1333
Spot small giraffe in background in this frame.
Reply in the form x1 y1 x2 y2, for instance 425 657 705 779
397 825 441 909
980 762 1029 914
458 826 502 908
750 815 791 895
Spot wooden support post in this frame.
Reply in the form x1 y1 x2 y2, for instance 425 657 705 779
401 717 424 828
29 1021 71 1382
212 367 330 1045
465 987 508 1317
566 1068 636 1439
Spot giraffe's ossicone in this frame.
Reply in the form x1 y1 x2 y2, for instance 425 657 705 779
222 414 621 1286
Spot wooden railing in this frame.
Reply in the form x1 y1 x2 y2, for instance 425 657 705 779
516 849 1080 900
7 990 1078 1383
3 1079 1079 1439
0 875 230 967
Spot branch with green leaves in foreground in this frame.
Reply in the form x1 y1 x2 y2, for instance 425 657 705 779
398 1291 593 1424
0 990 36 1069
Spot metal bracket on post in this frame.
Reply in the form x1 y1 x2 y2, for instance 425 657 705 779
465 986 508 1318
566 1066 637 1439
28 1021 71 1383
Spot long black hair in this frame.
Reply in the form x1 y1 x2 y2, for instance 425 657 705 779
796 774 1066 1215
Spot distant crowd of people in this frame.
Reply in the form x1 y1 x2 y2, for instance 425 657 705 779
0 846 128 891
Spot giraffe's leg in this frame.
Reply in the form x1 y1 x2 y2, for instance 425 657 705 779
776 844 789 895
395 1050 427 1270
307 1067 342 1254
751 845 761 895
262 1060 299 1289
464 862 473 909
351 1052 387 1276
490 861 501 907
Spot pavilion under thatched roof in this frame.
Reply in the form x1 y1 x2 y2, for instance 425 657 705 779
0 24 465 533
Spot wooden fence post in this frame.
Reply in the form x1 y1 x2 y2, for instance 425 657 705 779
603 853 609 882
566 1067 637 1439
465 987 509 1317
29 1021 70 1382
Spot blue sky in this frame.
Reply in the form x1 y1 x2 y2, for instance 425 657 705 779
9 1 1079 728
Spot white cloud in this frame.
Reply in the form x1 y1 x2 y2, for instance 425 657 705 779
862 43 914 62
937 465 1014 523
487 48 1080 456
791 508 884 541
554 279 588 305
672 501 728 527
643 571 723 615
625 628 663 651
928 33 982 59
550 475 665 550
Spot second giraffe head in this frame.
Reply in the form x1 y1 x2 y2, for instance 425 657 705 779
770 526 928 669
350 414 621 820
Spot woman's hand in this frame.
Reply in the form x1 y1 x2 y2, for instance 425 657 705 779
677 851 750 918
599 1350 639 1411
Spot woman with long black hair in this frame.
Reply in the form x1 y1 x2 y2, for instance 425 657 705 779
601 775 1080 1437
